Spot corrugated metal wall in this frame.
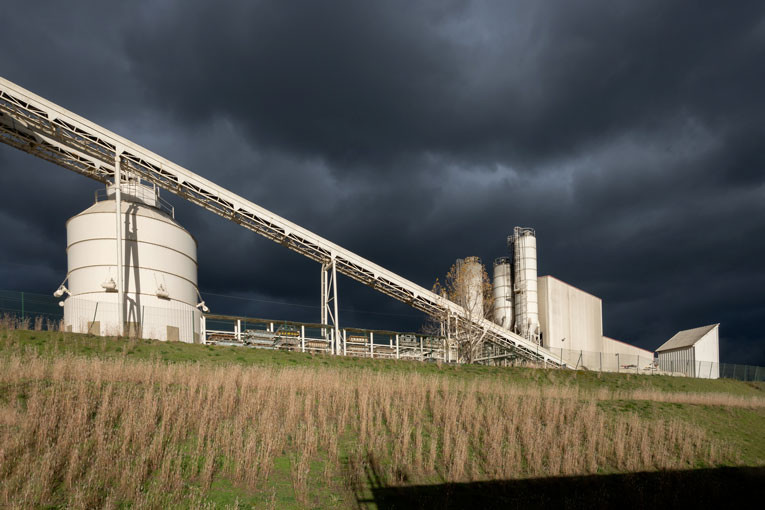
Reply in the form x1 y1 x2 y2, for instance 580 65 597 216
658 347 696 377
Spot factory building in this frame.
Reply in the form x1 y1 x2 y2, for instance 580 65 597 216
537 276 603 354
58 182 204 343
490 227 655 371
535 276 653 370
656 324 720 379
602 336 654 360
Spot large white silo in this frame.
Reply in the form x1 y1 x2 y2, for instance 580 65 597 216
455 256 484 319
61 181 202 342
511 227 539 343
492 256 514 330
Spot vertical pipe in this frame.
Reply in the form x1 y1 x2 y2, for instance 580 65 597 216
201 315 206 344
396 334 400 359
445 317 449 362
301 325 305 353
343 329 347 356
236 319 241 342
114 148 124 337
370 331 374 358
320 264 327 335
331 258 340 356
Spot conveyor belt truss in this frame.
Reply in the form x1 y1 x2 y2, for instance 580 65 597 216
0 77 568 367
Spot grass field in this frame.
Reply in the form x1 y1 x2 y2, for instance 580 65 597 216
1 326 763 508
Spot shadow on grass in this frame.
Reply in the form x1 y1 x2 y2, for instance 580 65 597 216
358 465 765 509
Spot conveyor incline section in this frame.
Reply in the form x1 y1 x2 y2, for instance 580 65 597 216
0 76 568 366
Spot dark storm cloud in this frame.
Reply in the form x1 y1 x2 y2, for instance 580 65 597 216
124 1 765 168
1 1 764 363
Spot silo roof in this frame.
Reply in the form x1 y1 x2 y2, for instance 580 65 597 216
656 324 719 352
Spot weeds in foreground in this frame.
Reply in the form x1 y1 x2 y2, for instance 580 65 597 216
0 351 740 509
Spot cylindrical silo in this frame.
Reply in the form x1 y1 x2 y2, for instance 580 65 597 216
511 227 539 342
62 182 202 342
456 256 484 319
493 256 514 330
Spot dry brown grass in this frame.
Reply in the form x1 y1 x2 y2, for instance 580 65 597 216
0 353 739 508
0 314 59 333
614 389 765 408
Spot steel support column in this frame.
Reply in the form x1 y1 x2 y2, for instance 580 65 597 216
114 147 125 337
321 257 341 354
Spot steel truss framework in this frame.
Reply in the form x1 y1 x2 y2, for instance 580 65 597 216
0 77 569 367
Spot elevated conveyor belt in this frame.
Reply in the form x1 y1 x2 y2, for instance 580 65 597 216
0 76 569 367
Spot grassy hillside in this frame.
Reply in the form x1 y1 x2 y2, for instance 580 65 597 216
5 328 763 396
1 327 763 509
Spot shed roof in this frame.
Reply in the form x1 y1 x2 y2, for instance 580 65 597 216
656 324 719 352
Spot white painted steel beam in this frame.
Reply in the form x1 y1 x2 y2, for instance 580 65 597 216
114 147 124 336
0 76 569 366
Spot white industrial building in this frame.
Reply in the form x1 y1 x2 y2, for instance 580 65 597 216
536 276 653 370
59 182 203 343
538 276 603 354
656 324 720 379
491 229 655 371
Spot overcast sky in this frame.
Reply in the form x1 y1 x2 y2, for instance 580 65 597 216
1 1 763 364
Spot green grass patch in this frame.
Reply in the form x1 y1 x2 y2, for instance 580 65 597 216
2 328 762 397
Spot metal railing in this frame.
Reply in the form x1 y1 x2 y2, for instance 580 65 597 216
202 313 454 362
94 183 175 218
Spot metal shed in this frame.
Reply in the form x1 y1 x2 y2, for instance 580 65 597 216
656 324 720 379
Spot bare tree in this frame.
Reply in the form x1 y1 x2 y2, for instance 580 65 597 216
426 257 495 363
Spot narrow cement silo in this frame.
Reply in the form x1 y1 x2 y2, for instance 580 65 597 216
510 227 539 343
492 256 514 330
61 181 202 342
455 256 484 318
